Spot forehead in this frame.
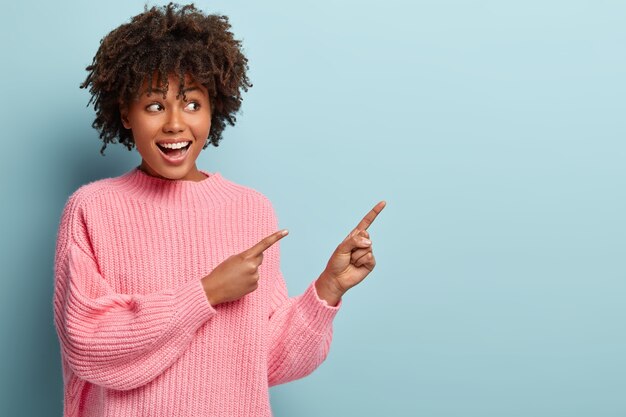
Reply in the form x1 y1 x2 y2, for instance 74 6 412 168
138 72 206 96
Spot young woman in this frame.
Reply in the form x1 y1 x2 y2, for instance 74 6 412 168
53 4 385 416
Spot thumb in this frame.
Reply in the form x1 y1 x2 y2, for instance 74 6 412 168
336 230 371 255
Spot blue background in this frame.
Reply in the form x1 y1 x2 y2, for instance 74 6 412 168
1 0 625 415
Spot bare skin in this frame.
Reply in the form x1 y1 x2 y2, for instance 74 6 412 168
201 201 386 307
315 200 386 306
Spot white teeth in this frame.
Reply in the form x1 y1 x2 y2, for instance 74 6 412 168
159 141 190 149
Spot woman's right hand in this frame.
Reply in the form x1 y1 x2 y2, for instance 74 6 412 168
201 229 288 306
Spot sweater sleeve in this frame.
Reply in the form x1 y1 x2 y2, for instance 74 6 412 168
267 273 341 386
263 207 341 386
52 196 217 391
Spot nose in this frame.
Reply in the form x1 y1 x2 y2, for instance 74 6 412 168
162 108 185 133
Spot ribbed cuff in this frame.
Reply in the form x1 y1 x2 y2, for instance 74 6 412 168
296 282 341 335
172 279 217 334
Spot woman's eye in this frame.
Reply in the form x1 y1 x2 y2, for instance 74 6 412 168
185 102 200 111
146 103 163 112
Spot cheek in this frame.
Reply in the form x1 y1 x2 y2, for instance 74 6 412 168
130 125 157 155
130 118 159 142
133 138 155 161
193 115 212 138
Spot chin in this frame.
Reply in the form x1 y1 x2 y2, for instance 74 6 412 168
141 161 196 181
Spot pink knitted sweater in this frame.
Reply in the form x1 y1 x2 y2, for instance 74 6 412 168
53 167 340 416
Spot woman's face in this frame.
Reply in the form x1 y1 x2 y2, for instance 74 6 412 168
120 73 211 181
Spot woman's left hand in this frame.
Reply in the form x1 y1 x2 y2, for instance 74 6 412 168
315 201 386 306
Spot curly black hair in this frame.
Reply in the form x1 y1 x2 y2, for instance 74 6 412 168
80 2 251 155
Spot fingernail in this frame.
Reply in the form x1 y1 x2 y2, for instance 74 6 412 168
281 229 289 236
363 238 372 245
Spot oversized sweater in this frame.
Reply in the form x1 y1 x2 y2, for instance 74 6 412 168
52 166 341 417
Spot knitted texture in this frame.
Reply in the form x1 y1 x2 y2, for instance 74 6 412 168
53 167 340 417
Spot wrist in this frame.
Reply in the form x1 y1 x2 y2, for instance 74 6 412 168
201 275 221 306
315 271 345 307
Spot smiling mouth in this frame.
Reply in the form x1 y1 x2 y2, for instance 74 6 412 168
157 141 191 157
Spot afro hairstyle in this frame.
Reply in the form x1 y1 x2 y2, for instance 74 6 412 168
80 2 252 154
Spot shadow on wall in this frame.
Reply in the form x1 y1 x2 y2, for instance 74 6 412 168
1 120 138 416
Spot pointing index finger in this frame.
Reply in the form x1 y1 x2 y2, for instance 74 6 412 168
354 201 386 232
247 229 289 256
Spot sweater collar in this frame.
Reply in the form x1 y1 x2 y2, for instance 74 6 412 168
113 166 242 209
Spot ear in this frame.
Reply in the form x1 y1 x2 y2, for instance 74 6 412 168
119 103 131 130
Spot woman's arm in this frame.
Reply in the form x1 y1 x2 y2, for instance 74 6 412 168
266 269 340 386
53 195 216 392
266 201 385 386
53 242 216 391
